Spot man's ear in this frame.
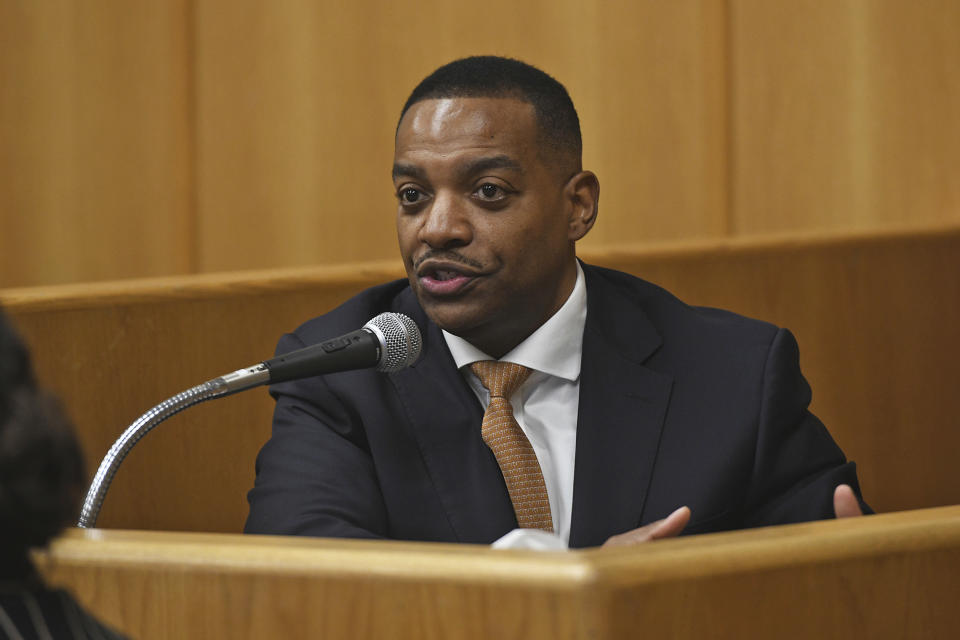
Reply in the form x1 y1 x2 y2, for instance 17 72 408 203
564 171 599 241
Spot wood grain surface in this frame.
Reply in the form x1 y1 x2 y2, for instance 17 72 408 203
3 260 404 533
731 0 960 235
0 1 195 287
34 505 960 639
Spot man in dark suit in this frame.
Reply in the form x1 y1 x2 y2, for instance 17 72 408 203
245 56 867 548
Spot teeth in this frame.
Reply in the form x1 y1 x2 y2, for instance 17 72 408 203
435 270 458 281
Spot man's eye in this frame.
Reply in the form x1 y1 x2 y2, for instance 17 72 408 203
476 183 504 200
400 188 424 203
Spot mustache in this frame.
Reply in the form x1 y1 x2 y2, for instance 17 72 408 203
413 250 484 272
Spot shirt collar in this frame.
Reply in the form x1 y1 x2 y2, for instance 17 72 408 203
443 261 587 382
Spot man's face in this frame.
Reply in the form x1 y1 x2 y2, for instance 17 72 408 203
393 97 579 358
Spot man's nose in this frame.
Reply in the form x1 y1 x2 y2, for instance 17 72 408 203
418 193 472 249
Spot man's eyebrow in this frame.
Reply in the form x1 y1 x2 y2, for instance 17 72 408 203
392 163 427 181
391 155 523 182
461 155 523 176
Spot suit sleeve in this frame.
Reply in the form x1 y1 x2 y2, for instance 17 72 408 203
742 328 871 527
244 332 389 538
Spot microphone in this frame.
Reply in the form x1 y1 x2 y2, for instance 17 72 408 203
218 312 422 393
78 312 421 528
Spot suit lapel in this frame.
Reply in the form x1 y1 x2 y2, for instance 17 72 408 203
388 290 517 543
568 266 674 548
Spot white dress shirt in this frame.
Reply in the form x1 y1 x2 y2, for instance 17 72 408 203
443 261 587 545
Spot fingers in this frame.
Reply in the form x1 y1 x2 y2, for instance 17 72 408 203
833 484 863 518
649 505 692 540
602 486 863 550
602 506 691 547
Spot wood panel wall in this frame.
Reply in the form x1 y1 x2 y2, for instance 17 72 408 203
0 1 195 286
1 0 958 288
731 0 960 234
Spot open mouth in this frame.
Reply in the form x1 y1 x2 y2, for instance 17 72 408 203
432 270 463 281
417 264 479 296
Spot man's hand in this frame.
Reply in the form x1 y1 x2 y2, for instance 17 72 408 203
602 506 691 547
833 484 864 518
602 486 860 548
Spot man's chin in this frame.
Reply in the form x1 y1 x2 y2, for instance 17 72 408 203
417 298 487 339
423 308 477 337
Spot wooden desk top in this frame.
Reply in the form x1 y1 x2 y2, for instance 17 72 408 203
36 506 960 639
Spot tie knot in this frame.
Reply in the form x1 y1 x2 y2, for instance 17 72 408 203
470 361 532 399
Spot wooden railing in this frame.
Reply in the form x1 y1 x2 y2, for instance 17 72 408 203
36 505 960 639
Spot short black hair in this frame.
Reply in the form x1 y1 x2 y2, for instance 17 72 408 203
399 56 582 168
0 311 84 579
0 310 34 399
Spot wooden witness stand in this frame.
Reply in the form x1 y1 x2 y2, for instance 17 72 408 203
36 507 960 639
5 225 960 638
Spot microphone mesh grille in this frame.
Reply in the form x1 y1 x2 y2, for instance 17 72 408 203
365 313 422 372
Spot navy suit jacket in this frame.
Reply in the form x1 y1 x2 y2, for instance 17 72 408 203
245 263 867 547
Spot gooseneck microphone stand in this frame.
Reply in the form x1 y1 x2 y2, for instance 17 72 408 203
77 364 270 528
77 312 421 528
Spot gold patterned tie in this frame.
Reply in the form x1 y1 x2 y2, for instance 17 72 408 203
470 361 554 532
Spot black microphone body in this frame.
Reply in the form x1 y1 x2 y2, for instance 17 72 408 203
264 328 381 384
216 312 422 395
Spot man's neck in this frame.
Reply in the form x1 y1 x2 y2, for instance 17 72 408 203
443 261 587 369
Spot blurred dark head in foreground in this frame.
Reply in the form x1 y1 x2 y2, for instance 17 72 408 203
0 311 85 580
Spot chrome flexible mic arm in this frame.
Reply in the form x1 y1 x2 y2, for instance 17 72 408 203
77 312 421 528
77 366 267 528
